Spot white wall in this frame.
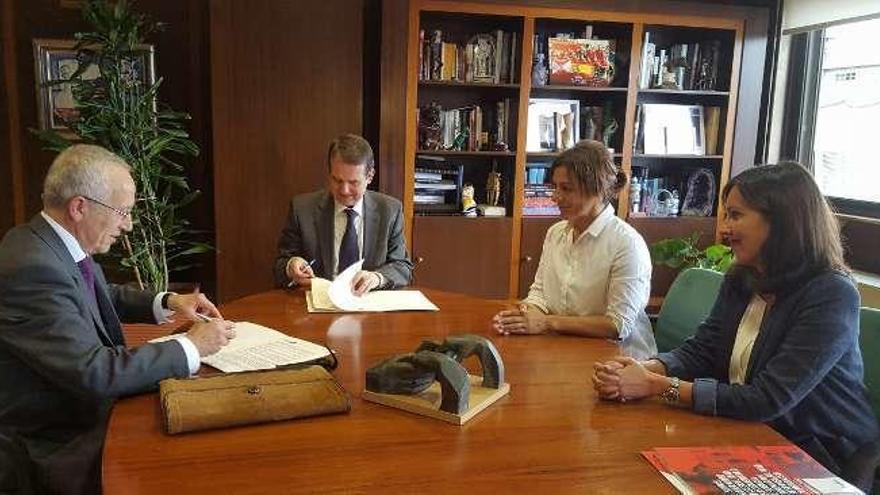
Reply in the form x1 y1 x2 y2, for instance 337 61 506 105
783 0 880 32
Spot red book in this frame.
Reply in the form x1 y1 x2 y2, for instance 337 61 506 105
642 445 863 494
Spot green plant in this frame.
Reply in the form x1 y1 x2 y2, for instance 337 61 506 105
650 232 734 273
33 0 210 292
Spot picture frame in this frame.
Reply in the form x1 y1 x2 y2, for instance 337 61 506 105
32 38 155 135
526 98 580 152
641 104 705 155
548 38 615 87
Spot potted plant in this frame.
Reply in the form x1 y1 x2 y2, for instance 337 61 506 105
34 0 209 292
650 232 733 273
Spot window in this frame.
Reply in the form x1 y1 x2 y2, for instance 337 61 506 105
812 18 880 209
776 17 880 217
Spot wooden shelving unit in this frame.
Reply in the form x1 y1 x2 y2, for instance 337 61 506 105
392 0 744 299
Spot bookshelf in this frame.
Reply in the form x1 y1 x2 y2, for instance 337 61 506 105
394 0 745 299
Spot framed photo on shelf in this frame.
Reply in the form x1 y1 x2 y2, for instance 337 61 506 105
32 38 155 134
548 37 615 87
641 104 705 155
526 98 580 152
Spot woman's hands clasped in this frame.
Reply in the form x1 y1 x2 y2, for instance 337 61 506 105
592 357 657 403
493 303 549 335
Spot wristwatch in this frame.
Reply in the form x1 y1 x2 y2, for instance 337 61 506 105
660 376 681 404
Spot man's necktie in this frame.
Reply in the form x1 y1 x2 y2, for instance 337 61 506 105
338 207 359 273
77 256 97 302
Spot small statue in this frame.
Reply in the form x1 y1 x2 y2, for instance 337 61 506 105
582 106 596 141
661 70 679 89
461 183 477 217
486 171 501 207
493 100 508 151
531 53 548 87
418 102 442 150
602 101 618 149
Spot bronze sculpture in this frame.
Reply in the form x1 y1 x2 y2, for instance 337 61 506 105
365 334 506 415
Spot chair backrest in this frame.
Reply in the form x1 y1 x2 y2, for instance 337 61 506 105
655 267 725 353
860 307 880 420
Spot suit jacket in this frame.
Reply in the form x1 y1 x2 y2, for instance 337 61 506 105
0 215 190 494
274 189 413 288
656 270 879 475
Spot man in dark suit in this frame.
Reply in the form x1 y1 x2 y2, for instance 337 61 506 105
0 144 234 494
274 134 413 295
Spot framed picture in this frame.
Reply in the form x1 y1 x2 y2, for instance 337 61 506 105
641 104 705 155
526 98 580 152
32 38 155 134
548 38 615 87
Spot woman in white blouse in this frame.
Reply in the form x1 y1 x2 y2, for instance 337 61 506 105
492 140 657 359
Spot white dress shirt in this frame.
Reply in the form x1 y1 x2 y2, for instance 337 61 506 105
332 198 365 276
523 205 657 359
40 211 200 374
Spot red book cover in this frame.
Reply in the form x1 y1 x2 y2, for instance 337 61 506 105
642 445 863 494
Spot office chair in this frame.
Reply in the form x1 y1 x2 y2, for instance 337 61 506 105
654 267 725 353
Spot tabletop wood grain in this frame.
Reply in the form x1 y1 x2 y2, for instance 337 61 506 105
104 289 788 494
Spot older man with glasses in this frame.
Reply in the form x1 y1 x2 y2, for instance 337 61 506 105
0 144 234 494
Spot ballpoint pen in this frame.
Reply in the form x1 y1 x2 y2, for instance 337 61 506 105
194 312 214 322
287 258 317 288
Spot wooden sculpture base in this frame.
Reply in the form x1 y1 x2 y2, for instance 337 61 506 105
362 374 510 425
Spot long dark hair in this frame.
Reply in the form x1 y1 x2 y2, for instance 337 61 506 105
549 140 626 204
723 162 847 294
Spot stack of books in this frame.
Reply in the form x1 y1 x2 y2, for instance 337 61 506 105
414 157 464 214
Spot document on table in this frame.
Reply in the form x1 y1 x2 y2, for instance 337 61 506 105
151 321 330 373
306 259 439 313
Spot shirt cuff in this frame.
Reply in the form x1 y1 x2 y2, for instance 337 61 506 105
152 292 175 324
286 256 305 282
521 296 549 314
654 353 684 378
375 272 386 289
692 377 718 416
170 335 201 375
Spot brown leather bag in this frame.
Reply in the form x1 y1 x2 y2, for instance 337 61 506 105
159 365 350 434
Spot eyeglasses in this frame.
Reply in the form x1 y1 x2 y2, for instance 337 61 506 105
82 196 132 219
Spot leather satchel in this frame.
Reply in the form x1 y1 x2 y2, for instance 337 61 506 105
159 365 351 434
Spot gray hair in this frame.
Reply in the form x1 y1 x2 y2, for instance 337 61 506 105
42 144 131 209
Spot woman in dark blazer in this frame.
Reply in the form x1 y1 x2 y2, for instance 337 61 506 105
592 162 879 488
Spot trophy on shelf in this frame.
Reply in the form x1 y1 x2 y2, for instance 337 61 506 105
479 165 505 217
418 102 442 151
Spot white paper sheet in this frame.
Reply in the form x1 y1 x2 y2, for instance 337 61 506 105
305 259 439 313
151 321 330 373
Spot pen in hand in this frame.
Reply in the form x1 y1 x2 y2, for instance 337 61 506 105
194 312 215 323
287 258 317 288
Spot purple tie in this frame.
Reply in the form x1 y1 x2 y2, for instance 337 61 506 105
77 257 97 302
338 208 359 273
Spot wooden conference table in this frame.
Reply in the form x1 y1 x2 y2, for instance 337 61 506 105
104 289 788 494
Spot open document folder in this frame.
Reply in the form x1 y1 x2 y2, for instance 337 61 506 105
306 259 439 313
152 321 330 373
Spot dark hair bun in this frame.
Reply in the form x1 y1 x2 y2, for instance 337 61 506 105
613 171 628 192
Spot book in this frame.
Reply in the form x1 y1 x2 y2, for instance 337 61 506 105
441 42 457 81
704 106 721 155
642 445 863 495
151 322 330 373
306 260 439 313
